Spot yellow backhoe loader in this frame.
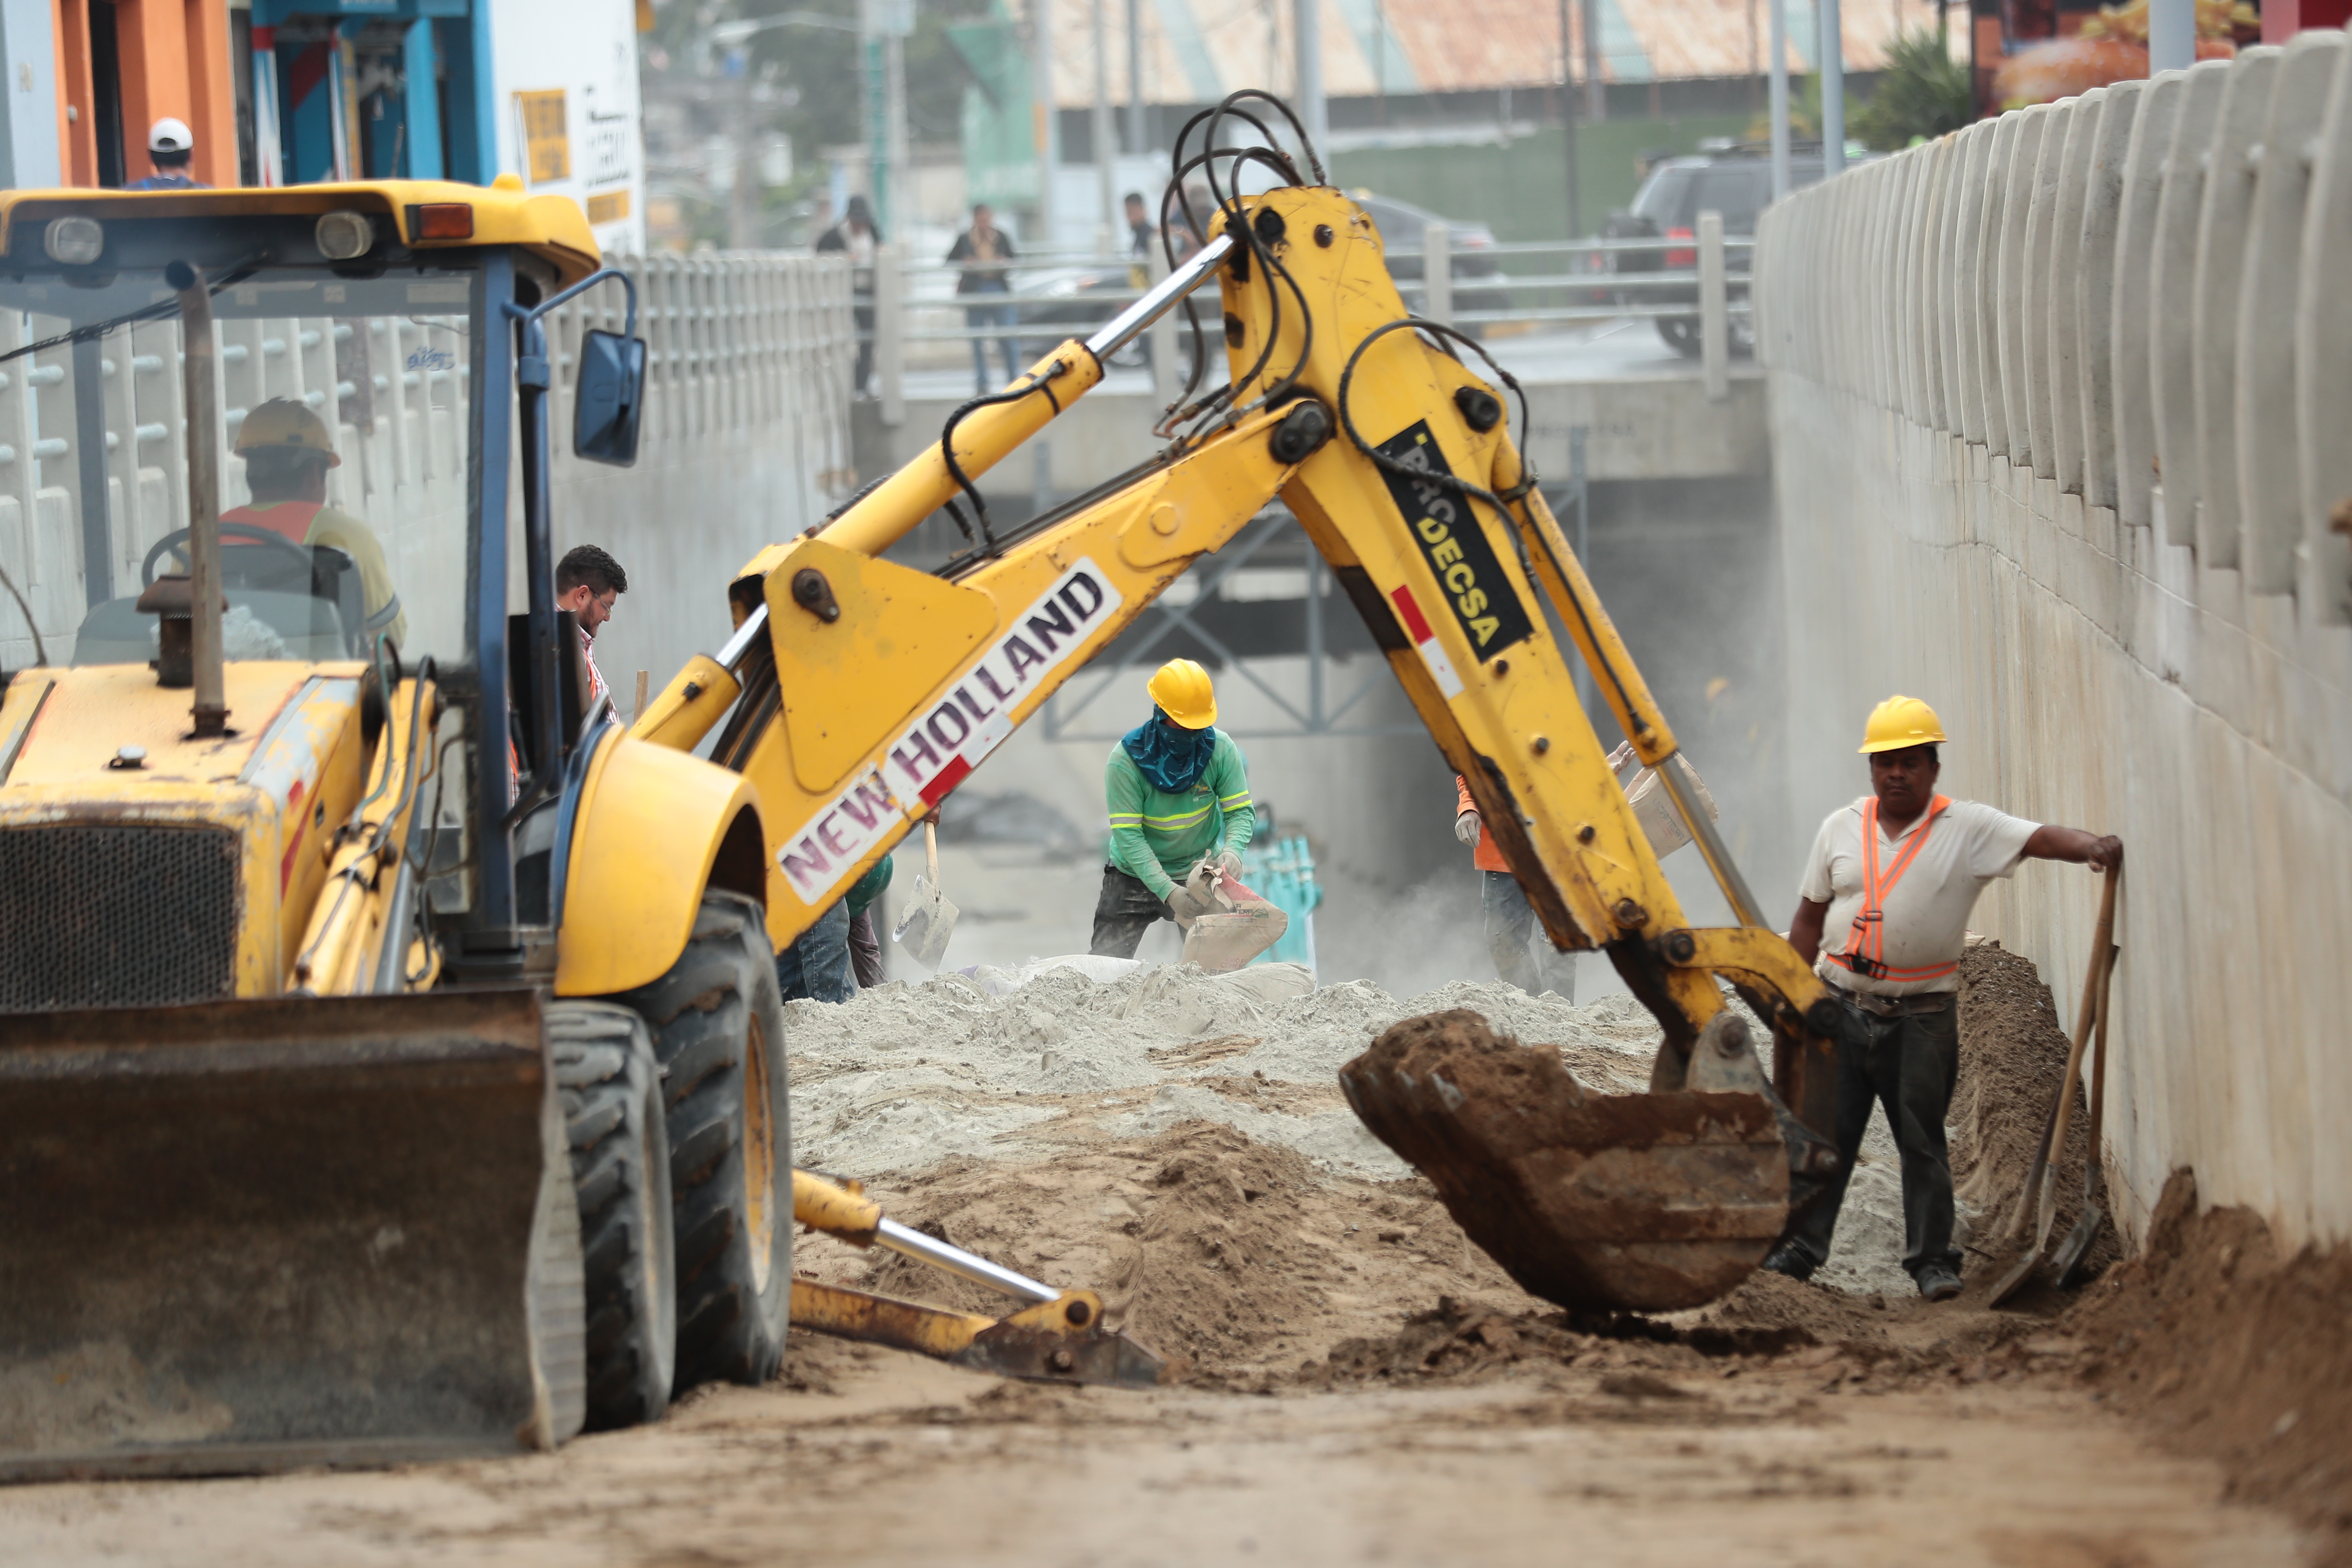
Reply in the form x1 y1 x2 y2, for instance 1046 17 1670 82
0 93 1845 1479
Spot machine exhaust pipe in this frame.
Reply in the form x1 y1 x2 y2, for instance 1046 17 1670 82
166 259 228 738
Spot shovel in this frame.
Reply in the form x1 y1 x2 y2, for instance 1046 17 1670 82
890 818 959 970
1990 863 2119 1306
2052 914 2122 1288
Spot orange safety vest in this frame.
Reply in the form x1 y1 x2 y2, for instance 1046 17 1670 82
1831 793 1956 984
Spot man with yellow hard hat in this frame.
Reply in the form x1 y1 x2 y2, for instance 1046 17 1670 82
1766 695 2120 1300
1090 658 1256 958
222 398 406 649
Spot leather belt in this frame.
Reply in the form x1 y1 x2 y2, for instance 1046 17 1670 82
1830 984 1955 1018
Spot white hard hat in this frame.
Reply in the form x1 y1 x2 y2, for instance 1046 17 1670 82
148 117 193 154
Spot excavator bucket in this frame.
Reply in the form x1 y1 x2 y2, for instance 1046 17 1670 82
1339 1012 1791 1314
0 989 584 1481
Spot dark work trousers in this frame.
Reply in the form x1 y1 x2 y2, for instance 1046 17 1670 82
851 305 876 395
1482 870 1576 1000
1090 864 1175 959
1783 991 1963 1282
775 900 855 1003
846 909 884 989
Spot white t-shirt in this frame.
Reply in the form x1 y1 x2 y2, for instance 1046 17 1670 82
1800 796 2038 996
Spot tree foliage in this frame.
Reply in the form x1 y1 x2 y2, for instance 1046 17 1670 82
1850 30 1975 151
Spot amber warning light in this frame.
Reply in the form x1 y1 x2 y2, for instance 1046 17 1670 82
406 203 475 241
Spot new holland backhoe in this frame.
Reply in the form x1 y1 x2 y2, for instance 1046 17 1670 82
0 94 1846 1479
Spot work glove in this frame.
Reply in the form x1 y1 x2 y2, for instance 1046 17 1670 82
1215 848 1244 879
1165 883 1217 926
1454 809 1482 846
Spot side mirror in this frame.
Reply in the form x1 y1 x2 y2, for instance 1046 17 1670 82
573 328 646 466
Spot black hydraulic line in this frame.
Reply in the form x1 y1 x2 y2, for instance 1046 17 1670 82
936 364 1067 555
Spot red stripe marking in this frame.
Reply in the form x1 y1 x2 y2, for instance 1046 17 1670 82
1388 584 1435 644
919 756 972 807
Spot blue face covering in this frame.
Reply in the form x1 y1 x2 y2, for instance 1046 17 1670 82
1121 707 1217 793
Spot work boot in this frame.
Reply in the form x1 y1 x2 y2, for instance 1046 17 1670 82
1761 1240 1816 1282
1915 1264 1963 1302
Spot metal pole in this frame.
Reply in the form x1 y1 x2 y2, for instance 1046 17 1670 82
884 30 909 240
1092 0 1116 254
170 262 226 738
1423 222 1453 327
1305 534 1324 729
1125 0 1145 153
1295 0 1328 162
1581 0 1604 122
1820 0 1845 176
1559 0 1580 233
2148 0 2193 71
1032 0 1057 250
1768 0 1790 199
1698 210 1729 401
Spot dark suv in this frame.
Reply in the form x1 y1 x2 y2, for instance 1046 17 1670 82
1602 147 1830 356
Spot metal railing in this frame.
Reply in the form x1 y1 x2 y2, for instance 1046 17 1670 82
858 213 1752 416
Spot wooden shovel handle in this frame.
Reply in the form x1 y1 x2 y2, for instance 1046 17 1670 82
924 818 940 883
2034 865 2121 1245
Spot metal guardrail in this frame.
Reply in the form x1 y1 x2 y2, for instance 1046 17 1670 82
859 214 1752 418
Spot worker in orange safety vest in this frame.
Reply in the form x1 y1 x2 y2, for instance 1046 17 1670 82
1767 695 2121 1302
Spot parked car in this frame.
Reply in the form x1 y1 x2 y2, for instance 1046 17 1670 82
1349 192 1512 332
1011 264 1155 366
1601 147 1835 357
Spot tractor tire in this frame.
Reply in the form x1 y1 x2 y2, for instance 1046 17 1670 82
618 891 793 1392
549 1002 677 1431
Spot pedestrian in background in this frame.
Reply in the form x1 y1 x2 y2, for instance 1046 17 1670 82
1125 191 1155 259
125 118 207 190
1453 775 1575 1000
947 203 1020 394
817 195 881 397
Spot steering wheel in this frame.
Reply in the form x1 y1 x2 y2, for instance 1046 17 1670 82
141 522 318 587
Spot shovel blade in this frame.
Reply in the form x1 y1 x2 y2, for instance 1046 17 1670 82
892 876 959 970
2051 1200 2107 1290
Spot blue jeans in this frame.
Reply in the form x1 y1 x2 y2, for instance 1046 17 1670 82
964 284 1019 391
775 900 855 1003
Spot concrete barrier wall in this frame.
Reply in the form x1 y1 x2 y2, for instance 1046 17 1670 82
1757 38 2352 1251
0 251 856 702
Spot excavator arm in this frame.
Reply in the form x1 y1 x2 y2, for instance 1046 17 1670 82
641 160 1845 1313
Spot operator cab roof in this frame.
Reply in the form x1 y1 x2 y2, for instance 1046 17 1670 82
0 177 602 288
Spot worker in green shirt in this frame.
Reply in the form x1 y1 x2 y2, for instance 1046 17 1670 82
1090 658 1255 959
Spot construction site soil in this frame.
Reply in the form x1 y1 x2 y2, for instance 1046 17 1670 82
3 948 2344 1566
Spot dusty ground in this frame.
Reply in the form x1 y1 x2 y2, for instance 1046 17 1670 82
2 951 2338 1566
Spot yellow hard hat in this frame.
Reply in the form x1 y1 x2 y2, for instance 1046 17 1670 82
1148 657 1217 729
1859 694 1948 754
234 397 340 468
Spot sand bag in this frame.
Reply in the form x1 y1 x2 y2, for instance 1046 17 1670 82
1179 866 1289 972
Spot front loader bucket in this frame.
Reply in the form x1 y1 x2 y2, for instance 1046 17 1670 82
1339 1012 1789 1314
0 989 584 1480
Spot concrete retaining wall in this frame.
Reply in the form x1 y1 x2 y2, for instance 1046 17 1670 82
1757 40 2352 1250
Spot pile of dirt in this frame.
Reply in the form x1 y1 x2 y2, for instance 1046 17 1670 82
792 1117 1557 1381
2069 1170 2352 1556
1950 944 2121 1286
